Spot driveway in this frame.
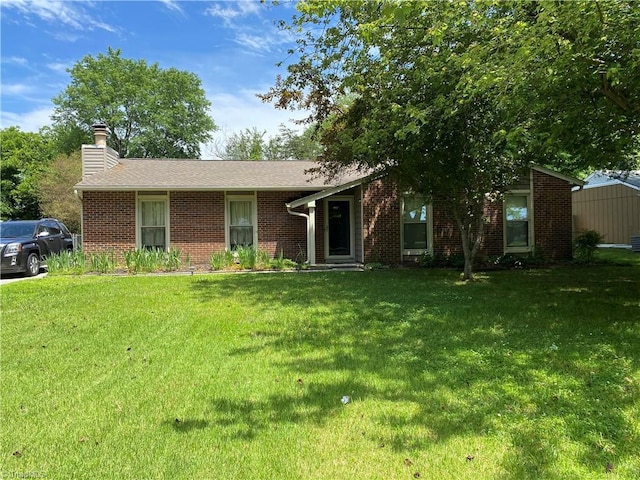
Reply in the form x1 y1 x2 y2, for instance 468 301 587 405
0 271 48 285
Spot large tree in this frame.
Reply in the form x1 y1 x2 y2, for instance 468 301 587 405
264 125 323 160
214 127 267 160
211 125 322 160
52 47 217 159
38 151 82 233
263 0 639 279
0 127 55 220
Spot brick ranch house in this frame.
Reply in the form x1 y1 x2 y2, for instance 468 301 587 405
74 125 584 266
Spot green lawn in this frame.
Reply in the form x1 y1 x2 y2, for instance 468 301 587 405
1 260 639 479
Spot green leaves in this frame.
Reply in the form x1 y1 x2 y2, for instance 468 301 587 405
51 47 217 159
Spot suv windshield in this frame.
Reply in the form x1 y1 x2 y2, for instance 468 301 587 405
0 222 37 238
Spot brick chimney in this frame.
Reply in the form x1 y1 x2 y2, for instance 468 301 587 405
92 122 108 147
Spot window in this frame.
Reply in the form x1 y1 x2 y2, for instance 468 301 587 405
226 194 256 250
504 194 531 251
402 196 431 255
138 195 168 250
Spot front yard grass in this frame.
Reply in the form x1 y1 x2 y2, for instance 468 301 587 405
1 262 639 479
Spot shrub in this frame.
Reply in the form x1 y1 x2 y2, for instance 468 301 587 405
46 250 87 275
164 249 183 272
124 248 183 274
210 250 234 271
419 253 436 268
574 230 603 263
236 245 257 270
256 249 271 270
90 251 117 274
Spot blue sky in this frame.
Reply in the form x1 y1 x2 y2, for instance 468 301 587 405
0 0 307 154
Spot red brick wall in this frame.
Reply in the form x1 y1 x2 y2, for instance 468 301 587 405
257 191 309 262
431 201 460 257
82 190 311 266
362 179 402 264
533 170 573 259
426 201 502 259
361 169 573 264
170 191 225 264
481 202 505 257
80 170 573 267
82 191 136 261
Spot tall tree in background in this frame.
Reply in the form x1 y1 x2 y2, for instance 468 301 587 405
264 125 323 160
38 152 82 233
52 47 217 158
211 125 322 160
263 0 639 279
0 127 55 220
214 127 267 160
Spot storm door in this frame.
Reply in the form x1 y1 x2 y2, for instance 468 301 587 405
326 198 354 259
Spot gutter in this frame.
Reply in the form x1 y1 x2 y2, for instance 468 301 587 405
286 202 316 265
74 189 84 248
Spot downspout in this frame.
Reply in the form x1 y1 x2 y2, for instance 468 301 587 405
74 189 83 251
286 202 316 265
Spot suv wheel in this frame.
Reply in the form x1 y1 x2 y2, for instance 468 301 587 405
25 253 40 277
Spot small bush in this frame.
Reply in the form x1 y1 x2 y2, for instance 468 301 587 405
46 250 87 275
256 249 271 270
236 245 257 270
574 230 603 263
419 253 436 268
210 250 234 271
165 249 183 272
124 248 184 274
90 251 117 274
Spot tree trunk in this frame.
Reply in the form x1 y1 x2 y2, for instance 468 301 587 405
454 201 485 281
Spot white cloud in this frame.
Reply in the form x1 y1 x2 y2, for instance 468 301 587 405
0 107 53 131
1 0 117 34
1 56 28 66
204 1 261 24
235 32 272 53
159 0 184 14
1 83 33 95
46 62 71 74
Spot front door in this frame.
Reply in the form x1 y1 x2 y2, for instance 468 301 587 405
326 198 353 259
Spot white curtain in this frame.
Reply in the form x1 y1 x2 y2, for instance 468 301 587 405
229 200 253 248
141 201 166 249
230 201 252 226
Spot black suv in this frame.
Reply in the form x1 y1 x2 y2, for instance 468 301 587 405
0 219 74 276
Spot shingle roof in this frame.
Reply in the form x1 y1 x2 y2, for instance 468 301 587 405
74 159 365 191
583 170 640 191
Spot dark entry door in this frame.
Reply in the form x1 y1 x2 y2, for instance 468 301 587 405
327 200 351 257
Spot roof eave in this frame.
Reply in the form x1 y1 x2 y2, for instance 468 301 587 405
532 165 585 186
73 185 341 192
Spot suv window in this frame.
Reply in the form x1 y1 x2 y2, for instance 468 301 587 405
44 221 61 235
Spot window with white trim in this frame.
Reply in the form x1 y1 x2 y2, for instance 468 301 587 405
504 194 532 251
402 196 431 255
226 194 257 250
138 194 169 250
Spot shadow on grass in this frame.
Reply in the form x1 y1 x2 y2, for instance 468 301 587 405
166 418 209 433
191 267 640 478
